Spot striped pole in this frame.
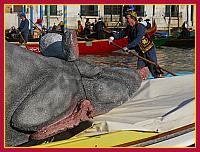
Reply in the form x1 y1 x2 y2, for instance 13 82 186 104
47 5 50 29
40 5 43 20
30 5 33 34
40 5 43 36
22 5 25 13
63 5 67 33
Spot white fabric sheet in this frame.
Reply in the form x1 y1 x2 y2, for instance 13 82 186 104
80 74 195 136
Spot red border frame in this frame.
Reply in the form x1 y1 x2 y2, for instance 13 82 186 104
2 1 198 152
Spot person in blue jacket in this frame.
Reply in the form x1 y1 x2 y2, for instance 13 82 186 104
18 13 29 44
108 10 163 79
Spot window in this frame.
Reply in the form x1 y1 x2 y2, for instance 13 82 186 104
165 5 179 17
134 5 145 16
104 5 121 15
45 5 57 16
80 5 98 16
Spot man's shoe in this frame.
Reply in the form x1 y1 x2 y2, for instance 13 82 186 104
154 74 164 79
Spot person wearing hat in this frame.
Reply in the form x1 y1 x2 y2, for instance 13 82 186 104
108 10 163 79
8 26 17 39
33 19 42 38
18 13 29 44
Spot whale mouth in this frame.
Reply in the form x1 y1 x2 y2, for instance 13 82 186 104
30 100 94 140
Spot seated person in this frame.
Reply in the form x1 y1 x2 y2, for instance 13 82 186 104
8 26 17 39
178 22 190 39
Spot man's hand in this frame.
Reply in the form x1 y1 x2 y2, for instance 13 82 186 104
122 47 128 52
122 47 130 54
108 36 114 44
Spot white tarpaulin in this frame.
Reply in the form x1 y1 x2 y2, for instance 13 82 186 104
79 74 195 136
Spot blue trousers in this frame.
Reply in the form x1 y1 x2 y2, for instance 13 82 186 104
20 32 28 43
136 45 158 77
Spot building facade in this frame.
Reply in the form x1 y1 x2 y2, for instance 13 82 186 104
5 4 195 34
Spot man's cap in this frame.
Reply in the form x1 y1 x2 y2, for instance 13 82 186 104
37 19 42 24
20 13 26 17
126 10 137 17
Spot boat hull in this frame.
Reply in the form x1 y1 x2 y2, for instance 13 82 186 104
78 38 128 54
163 38 195 47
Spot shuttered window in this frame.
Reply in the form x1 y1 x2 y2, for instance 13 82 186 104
80 5 98 16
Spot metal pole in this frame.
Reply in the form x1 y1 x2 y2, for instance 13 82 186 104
187 5 189 28
177 5 179 28
30 5 33 34
63 5 67 33
152 5 155 25
191 5 194 26
168 5 171 35
120 5 123 25
47 5 50 29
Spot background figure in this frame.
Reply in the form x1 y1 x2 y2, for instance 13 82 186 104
42 25 48 36
52 23 57 32
8 26 17 39
96 18 106 40
77 20 84 37
178 22 190 39
47 26 54 33
18 13 29 44
138 17 147 27
33 19 42 38
145 19 151 30
57 21 64 33
91 19 98 32
84 18 91 36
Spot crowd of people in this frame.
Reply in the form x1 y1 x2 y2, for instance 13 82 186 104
8 13 66 44
77 18 107 40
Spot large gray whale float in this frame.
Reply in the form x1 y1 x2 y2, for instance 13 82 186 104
5 30 142 146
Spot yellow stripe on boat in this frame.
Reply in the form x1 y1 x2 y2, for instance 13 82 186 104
31 130 158 148
31 123 194 147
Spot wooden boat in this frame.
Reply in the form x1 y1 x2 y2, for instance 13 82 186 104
5 36 40 42
30 74 194 147
153 36 173 47
163 38 195 47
